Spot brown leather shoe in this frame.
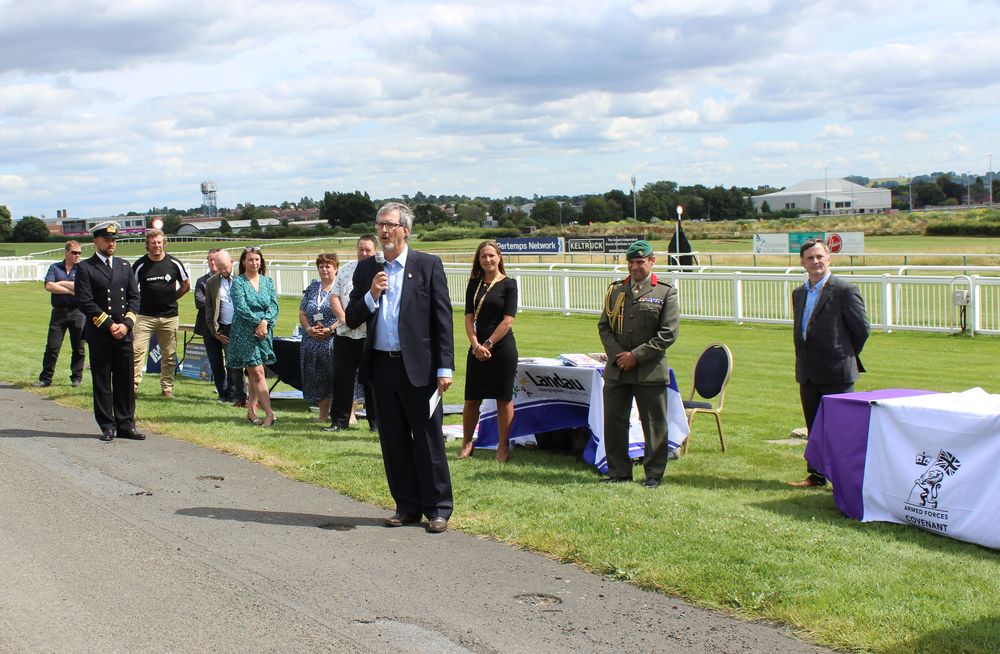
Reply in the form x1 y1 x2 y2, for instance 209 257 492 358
426 517 448 533
787 478 826 488
384 513 420 528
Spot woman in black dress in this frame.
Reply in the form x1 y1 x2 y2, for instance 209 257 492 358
459 241 518 462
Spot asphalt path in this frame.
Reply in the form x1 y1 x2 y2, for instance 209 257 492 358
0 384 833 653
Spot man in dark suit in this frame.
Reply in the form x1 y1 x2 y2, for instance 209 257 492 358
74 221 144 442
345 202 455 533
789 237 869 487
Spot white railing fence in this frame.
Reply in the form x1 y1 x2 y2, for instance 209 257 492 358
6 258 999 336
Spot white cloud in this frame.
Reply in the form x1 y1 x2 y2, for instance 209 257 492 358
700 136 729 149
2 0 1000 218
817 124 854 139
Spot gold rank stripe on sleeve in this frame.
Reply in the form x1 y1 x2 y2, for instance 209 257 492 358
604 281 626 334
93 312 109 329
124 312 137 323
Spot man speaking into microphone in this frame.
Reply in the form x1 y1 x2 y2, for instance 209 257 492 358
345 202 455 534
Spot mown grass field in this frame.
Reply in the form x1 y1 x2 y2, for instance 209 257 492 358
1 275 999 653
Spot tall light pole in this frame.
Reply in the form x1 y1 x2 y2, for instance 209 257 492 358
675 204 683 267
990 154 994 209
824 166 829 216
630 175 637 220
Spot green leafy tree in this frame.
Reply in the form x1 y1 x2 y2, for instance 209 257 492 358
0 205 12 241
581 196 611 223
457 200 487 223
488 199 507 221
531 199 562 225
320 191 377 228
162 215 183 234
220 219 233 234
414 203 446 225
913 182 946 207
603 189 628 220
12 216 50 242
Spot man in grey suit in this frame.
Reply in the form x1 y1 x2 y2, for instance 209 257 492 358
789 237 870 488
203 250 245 404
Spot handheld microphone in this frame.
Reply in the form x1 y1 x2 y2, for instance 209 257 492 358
374 251 385 272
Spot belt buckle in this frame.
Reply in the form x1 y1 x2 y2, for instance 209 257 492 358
388 350 402 358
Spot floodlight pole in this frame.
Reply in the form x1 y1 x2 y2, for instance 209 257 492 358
990 154 994 209
675 204 683 269
630 175 637 220
824 167 829 216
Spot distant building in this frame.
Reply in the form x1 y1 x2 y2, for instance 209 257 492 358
752 178 891 215
175 218 281 236
61 214 148 237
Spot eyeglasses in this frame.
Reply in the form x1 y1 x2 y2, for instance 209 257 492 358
244 246 261 252
375 221 403 231
69 251 82 255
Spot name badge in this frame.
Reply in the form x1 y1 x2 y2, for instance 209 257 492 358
313 312 325 322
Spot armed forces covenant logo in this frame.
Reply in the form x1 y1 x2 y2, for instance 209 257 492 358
903 449 961 535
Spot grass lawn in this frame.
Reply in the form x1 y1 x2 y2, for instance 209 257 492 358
2 280 1000 653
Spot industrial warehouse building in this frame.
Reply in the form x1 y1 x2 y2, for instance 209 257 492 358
752 178 891 215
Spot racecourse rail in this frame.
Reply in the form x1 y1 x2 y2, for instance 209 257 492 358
6 254 999 337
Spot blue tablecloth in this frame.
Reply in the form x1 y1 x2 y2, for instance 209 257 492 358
476 362 689 473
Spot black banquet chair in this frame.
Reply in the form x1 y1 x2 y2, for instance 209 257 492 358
681 343 733 454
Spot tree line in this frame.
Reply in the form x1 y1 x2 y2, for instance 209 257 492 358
5 171 1000 242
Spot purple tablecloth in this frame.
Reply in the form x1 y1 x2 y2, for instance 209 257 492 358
805 388 935 519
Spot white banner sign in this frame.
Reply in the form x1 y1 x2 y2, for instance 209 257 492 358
862 388 1000 549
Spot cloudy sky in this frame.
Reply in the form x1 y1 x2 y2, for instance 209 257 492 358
2 0 999 219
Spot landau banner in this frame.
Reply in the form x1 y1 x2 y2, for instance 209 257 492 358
566 235 644 254
861 389 1000 549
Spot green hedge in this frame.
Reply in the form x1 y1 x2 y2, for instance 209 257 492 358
925 221 1000 236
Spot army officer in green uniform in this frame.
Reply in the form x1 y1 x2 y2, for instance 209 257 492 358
597 240 679 488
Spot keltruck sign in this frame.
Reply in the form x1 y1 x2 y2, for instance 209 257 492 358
566 234 643 254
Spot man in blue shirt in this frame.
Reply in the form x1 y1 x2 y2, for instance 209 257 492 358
34 241 86 388
345 203 455 533
789 238 869 487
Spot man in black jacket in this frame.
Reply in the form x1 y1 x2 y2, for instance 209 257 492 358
74 222 144 442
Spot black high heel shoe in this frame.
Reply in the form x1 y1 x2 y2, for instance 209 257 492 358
261 415 278 428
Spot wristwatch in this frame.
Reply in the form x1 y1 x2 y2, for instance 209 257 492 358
483 339 493 348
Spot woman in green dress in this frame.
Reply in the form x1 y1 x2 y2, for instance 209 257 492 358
228 246 279 427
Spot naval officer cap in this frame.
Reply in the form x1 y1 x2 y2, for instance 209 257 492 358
625 239 653 260
90 221 121 240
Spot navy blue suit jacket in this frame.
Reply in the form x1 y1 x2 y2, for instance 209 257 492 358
75 254 140 344
345 248 454 388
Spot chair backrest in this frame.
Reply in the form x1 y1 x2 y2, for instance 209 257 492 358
691 343 733 400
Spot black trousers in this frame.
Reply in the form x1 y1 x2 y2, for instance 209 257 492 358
330 335 377 428
203 324 246 400
88 337 136 434
800 381 854 483
40 307 86 383
205 324 245 400
370 351 452 520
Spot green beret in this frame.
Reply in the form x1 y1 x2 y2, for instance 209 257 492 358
625 240 653 260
